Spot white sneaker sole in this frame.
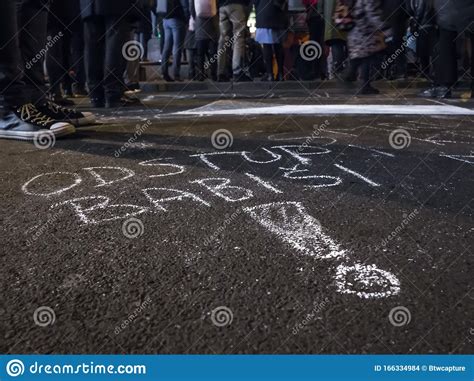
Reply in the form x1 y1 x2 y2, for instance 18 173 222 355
72 112 96 127
0 123 76 141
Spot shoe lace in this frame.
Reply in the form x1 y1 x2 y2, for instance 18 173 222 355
18 104 54 127
46 100 77 115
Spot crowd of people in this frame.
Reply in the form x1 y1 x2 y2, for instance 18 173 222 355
0 0 473 141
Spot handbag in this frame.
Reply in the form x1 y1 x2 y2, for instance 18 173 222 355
195 0 217 17
333 0 355 31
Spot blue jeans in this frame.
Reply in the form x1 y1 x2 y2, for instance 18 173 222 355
162 18 185 78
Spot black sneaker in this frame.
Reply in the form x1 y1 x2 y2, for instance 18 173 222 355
106 95 142 108
418 86 437 98
37 100 96 126
360 85 380 95
48 93 75 106
0 103 75 141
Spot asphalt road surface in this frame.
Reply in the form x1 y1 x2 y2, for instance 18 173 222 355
1 88 473 354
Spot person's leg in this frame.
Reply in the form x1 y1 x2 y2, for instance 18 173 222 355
273 43 284 80
436 28 458 95
161 19 173 79
262 43 274 80
104 16 129 105
218 6 232 78
171 19 185 80
229 4 248 78
0 0 75 139
196 39 207 80
71 20 87 96
209 40 218 80
18 0 49 105
331 40 346 75
83 16 105 104
188 49 197 79
469 32 473 95
0 0 27 112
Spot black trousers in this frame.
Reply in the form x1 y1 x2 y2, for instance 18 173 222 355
83 16 129 102
197 39 218 79
435 28 458 87
307 14 325 79
0 0 48 112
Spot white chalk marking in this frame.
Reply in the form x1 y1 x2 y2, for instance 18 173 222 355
280 164 342 188
83 167 135 187
178 104 474 116
190 149 282 171
191 178 253 202
142 187 210 210
440 154 474 164
348 144 395 158
243 202 400 299
334 263 400 299
22 172 82 197
139 159 185 177
52 196 147 225
272 145 331 165
244 173 283 194
243 202 346 260
334 164 380 187
241 148 282 164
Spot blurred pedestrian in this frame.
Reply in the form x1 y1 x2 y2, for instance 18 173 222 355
217 0 252 82
324 0 348 77
80 0 135 107
255 0 289 81
304 0 325 79
46 0 82 106
420 0 474 98
158 0 190 81
191 0 220 81
343 0 391 94
184 15 198 80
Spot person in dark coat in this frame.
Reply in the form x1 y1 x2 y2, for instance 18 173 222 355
420 0 474 98
80 0 136 107
254 0 289 81
344 0 391 94
191 0 220 80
